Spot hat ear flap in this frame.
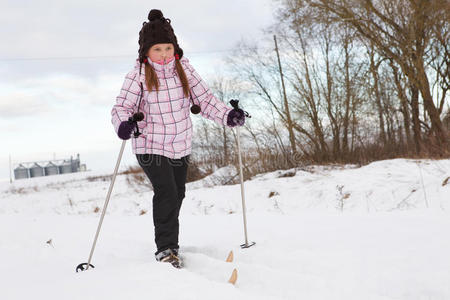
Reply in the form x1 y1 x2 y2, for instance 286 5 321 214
176 47 183 59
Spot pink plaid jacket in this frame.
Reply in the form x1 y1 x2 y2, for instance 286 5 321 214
111 57 232 159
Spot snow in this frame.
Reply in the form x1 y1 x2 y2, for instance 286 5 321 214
1 158 449 299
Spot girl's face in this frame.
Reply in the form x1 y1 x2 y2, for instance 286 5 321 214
147 43 175 63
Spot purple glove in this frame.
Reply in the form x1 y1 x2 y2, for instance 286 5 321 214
227 109 246 127
117 113 144 140
118 120 136 140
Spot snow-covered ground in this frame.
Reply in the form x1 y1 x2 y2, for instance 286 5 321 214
1 159 449 299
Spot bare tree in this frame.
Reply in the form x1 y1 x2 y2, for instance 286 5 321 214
297 0 448 151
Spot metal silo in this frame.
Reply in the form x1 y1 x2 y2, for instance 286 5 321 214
29 163 44 178
14 164 29 180
71 153 81 172
59 160 73 174
44 162 59 176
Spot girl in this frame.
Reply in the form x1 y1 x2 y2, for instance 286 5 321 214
111 9 246 268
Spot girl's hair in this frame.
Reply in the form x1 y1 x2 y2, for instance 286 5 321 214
144 59 190 98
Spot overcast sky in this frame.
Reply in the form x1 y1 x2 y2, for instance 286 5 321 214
0 0 275 181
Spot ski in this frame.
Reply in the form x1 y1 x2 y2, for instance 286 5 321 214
162 254 182 269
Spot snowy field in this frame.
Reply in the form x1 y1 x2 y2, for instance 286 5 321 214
1 158 449 300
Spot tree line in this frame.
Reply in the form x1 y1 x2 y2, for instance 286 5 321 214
191 0 449 178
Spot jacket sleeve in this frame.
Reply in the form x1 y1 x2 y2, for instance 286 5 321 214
111 71 142 134
181 58 232 127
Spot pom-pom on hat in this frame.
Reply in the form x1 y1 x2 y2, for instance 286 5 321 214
138 9 183 63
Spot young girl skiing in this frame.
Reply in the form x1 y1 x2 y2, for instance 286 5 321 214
111 9 246 268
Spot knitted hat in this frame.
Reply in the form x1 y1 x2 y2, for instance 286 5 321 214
138 9 183 63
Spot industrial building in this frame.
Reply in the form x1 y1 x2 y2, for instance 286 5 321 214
13 154 86 180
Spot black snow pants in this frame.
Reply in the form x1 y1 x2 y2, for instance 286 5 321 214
136 154 190 255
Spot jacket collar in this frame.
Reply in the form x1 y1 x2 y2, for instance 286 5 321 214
134 58 176 82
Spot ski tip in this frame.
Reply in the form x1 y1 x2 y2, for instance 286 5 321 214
228 268 238 285
226 250 234 263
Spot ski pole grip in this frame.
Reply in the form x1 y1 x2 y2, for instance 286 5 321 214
128 112 144 124
229 99 252 119
126 112 144 138
230 99 240 110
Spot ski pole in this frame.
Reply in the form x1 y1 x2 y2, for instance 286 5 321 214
76 113 143 272
76 139 127 272
230 100 255 249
